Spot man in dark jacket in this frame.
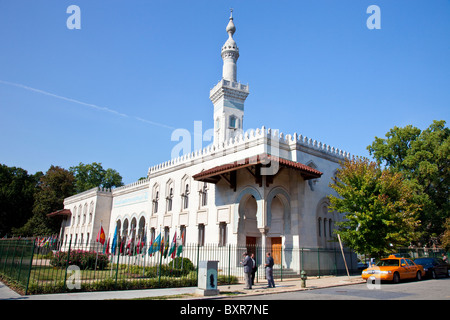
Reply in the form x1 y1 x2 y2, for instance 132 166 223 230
251 253 257 285
265 252 275 288
241 252 253 289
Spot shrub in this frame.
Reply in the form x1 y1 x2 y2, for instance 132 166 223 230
168 257 195 271
50 250 109 270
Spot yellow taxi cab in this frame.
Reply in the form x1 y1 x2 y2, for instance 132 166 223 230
361 255 425 283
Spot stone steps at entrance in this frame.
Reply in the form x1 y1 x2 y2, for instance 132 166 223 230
272 267 299 278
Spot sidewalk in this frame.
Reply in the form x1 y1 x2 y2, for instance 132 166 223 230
0 275 365 300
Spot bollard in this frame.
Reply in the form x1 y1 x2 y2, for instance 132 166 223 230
301 270 307 288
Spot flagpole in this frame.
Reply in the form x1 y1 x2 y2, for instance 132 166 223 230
142 223 147 277
158 226 163 287
110 232 114 278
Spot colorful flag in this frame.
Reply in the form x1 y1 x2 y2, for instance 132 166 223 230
148 233 161 256
96 226 106 245
105 237 110 255
169 231 177 259
111 225 118 254
139 230 147 256
176 229 185 257
120 235 126 254
160 235 165 256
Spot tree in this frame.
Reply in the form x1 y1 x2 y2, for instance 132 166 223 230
69 162 124 193
328 157 421 258
367 120 449 245
15 166 76 236
0 164 42 237
441 218 450 251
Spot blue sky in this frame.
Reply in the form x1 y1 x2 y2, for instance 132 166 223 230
0 0 448 185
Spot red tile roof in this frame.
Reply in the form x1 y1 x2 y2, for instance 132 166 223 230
193 153 322 181
47 209 72 218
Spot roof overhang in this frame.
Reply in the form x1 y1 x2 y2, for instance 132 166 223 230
47 209 71 218
193 153 322 190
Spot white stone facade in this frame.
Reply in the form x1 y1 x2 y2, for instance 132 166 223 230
57 13 352 258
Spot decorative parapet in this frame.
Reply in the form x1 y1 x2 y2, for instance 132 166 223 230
112 177 151 194
64 186 112 204
147 126 351 177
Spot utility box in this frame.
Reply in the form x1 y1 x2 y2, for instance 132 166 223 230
196 260 220 296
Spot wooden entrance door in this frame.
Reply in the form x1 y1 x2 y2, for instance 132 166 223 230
271 237 282 265
246 236 257 255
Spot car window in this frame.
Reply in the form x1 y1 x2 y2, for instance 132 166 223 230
377 259 399 267
414 258 431 265
406 259 415 266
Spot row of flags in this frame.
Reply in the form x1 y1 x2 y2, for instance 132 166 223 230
96 225 185 259
35 235 59 248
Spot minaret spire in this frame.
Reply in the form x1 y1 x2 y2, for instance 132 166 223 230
221 9 239 82
210 11 249 146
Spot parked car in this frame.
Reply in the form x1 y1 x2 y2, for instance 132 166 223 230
413 257 450 279
361 255 424 283
357 262 369 271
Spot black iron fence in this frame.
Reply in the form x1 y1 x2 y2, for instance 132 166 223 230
1 238 359 295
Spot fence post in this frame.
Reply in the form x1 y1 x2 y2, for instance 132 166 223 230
17 240 26 282
280 246 283 282
8 240 18 277
114 250 120 289
63 239 72 291
24 239 36 295
2 240 11 273
228 244 231 284
196 244 200 281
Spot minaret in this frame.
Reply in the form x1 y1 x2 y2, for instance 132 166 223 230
210 10 250 146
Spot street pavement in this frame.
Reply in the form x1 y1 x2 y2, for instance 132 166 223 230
0 275 365 300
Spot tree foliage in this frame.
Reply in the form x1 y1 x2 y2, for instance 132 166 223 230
14 166 76 236
367 120 449 245
0 165 42 237
2 162 125 237
69 162 124 193
328 157 421 258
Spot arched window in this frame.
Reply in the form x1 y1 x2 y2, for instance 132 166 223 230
152 183 160 215
318 218 322 237
77 205 82 225
72 207 77 226
200 182 208 207
229 115 237 128
183 184 189 209
122 219 129 237
89 201 94 224
166 180 174 213
167 188 173 212
82 203 87 225
329 219 333 238
138 216 146 240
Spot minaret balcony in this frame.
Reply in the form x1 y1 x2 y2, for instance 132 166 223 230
209 79 249 104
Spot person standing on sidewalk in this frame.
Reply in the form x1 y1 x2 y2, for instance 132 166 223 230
265 252 275 288
241 252 253 289
251 253 257 285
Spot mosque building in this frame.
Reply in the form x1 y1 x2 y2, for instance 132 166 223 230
51 12 353 268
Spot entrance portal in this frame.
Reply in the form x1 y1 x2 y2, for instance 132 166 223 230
271 237 282 265
246 236 257 255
